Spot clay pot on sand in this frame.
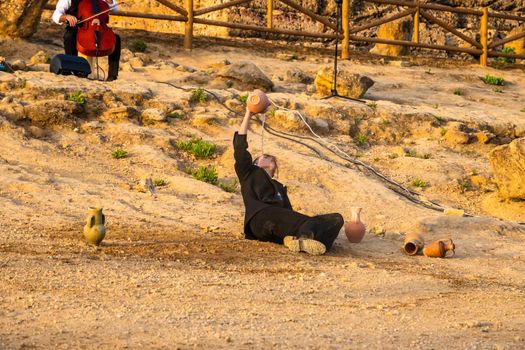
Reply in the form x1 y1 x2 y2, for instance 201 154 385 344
423 239 455 258
83 207 106 246
344 207 366 243
247 89 270 114
403 232 425 256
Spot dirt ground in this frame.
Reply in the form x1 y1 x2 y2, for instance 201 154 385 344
1 23 525 349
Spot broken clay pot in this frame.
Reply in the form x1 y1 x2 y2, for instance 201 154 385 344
423 239 455 258
83 207 106 246
403 232 424 256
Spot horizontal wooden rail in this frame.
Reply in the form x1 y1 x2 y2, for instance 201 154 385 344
366 0 483 16
349 35 483 55
155 0 188 17
489 30 525 49
488 50 525 59
419 9 481 49
112 11 187 22
194 0 252 16
349 8 415 34
193 17 339 38
277 0 337 31
488 11 525 22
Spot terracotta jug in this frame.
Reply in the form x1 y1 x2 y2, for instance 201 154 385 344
403 232 425 256
247 89 270 114
83 207 106 246
344 207 366 243
423 239 455 258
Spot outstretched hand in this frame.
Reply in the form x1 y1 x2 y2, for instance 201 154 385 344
238 107 253 135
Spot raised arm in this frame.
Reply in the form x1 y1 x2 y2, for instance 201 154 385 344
234 108 255 181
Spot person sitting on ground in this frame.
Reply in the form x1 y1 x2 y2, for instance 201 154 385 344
233 106 344 255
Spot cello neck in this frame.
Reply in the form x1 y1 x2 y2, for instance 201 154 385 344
77 2 119 25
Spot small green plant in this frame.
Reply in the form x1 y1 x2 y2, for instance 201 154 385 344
411 178 428 188
186 166 218 185
154 179 167 187
457 178 471 193
421 153 432 159
176 138 216 159
405 149 417 157
497 47 516 64
432 103 439 109
218 179 238 193
190 88 208 104
521 108 525 113
440 127 448 137
238 93 249 106
493 87 503 93
16 78 27 89
434 116 445 125
225 80 234 88
387 153 399 159
373 157 380 162
68 91 86 105
355 133 367 146
267 108 276 117
167 111 184 120
482 74 504 86
132 40 147 53
367 101 377 110
453 88 462 96
112 149 128 159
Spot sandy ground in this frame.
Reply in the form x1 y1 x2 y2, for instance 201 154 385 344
1 23 525 349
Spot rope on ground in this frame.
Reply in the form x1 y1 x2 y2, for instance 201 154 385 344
158 81 467 215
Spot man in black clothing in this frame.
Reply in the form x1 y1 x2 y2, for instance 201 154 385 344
52 0 121 81
234 106 344 255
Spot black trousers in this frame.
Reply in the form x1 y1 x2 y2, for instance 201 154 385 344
249 206 344 251
64 27 121 79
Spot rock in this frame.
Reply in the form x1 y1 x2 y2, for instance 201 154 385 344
120 48 135 62
272 109 303 130
0 98 26 121
101 106 136 122
311 118 330 133
370 17 413 56
388 60 411 67
489 137 525 200
181 71 211 85
192 114 217 127
314 64 374 99
443 122 470 145
120 62 135 72
0 0 47 37
30 51 50 65
128 56 145 68
141 108 167 124
10 59 27 71
25 100 80 125
443 208 465 217
224 98 244 112
474 130 494 144
216 61 274 91
515 124 525 138
285 67 313 84
27 125 47 138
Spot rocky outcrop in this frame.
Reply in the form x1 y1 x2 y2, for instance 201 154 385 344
0 0 48 38
370 17 413 57
216 61 274 91
314 64 374 99
489 137 525 200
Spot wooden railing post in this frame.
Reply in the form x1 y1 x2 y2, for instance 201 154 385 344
413 0 420 43
480 7 488 66
184 0 194 50
267 0 273 28
342 0 350 59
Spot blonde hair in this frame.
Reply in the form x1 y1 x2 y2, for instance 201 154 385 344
253 154 279 178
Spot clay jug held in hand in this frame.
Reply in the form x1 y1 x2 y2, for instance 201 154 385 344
344 207 366 243
423 239 455 258
403 232 424 256
247 89 270 114
83 207 106 246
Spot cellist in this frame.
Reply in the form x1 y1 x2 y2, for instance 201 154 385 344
52 0 121 81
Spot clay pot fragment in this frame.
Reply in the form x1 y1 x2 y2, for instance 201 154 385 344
423 239 455 258
403 232 424 256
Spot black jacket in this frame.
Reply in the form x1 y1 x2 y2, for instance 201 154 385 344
233 132 293 239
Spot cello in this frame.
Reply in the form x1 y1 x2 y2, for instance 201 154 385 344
76 0 117 58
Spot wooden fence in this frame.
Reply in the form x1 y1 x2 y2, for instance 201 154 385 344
43 0 525 65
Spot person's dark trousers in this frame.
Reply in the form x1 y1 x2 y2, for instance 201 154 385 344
64 27 121 80
249 206 344 251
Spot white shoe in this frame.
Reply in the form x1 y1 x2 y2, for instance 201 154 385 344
283 236 326 255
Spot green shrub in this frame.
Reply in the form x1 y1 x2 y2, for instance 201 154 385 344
112 149 128 159
190 88 208 104
218 179 238 193
482 74 504 86
497 47 516 64
68 91 86 105
411 178 428 188
493 87 503 93
367 101 377 110
238 93 249 105
132 40 147 53
167 111 184 120
405 149 417 157
440 128 448 136
387 153 399 159
521 108 525 113
176 138 216 159
355 133 367 146
186 166 218 185
154 179 167 187
16 78 27 89
453 88 462 96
